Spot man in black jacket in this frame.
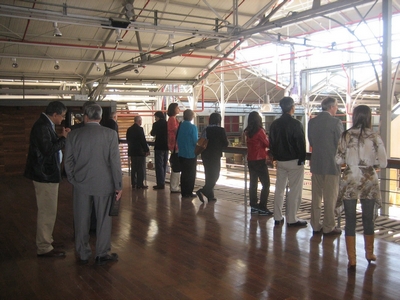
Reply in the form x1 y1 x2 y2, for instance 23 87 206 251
24 101 70 257
126 115 150 189
269 97 307 228
150 111 168 189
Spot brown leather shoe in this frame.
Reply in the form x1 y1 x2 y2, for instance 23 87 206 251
37 249 66 258
323 228 342 236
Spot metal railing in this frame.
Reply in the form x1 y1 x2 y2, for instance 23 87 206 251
120 140 400 220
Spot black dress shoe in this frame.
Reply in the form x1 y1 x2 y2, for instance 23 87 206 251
287 220 308 227
52 242 64 248
209 198 217 202
274 218 284 225
153 185 165 190
78 259 89 265
196 190 204 203
137 185 148 189
37 249 66 258
258 209 273 216
95 253 118 266
323 228 342 236
182 193 197 198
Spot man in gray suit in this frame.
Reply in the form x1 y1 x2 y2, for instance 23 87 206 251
308 97 343 236
65 104 122 265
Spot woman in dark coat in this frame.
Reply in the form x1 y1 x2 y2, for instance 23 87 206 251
196 113 229 202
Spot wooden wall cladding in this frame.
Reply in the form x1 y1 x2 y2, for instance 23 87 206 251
0 106 136 176
0 106 43 176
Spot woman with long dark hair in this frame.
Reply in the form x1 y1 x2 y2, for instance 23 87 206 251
244 111 272 216
196 113 229 203
167 103 181 193
336 105 387 269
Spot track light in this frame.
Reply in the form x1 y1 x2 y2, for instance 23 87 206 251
96 63 101 72
53 22 62 37
115 29 123 43
54 60 60 70
11 57 18 68
167 34 174 48
215 39 221 52
133 68 139 74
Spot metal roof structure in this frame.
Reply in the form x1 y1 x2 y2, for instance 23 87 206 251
0 0 398 110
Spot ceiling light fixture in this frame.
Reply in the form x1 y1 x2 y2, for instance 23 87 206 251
115 29 123 43
53 22 62 37
134 68 139 74
11 57 18 68
96 63 101 72
54 60 60 70
215 39 221 52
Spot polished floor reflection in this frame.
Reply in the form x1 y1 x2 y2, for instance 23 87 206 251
1 175 399 300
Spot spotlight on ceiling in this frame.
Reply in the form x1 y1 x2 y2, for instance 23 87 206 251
134 68 139 74
115 29 123 43
53 22 62 37
96 63 101 72
215 39 221 52
54 60 60 70
11 57 18 68
167 34 174 48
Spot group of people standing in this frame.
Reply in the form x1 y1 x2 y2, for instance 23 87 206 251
246 95 387 270
136 102 229 202
25 101 122 265
25 97 387 270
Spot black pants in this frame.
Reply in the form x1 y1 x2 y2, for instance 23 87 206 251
199 155 221 200
248 159 270 210
179 157 197 196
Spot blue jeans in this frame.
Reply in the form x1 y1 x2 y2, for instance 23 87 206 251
154 150 168 186
343 199 375 236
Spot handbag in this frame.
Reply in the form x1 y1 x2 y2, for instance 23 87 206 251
194 128 208 156
109 193 121 216
169 123 181 172
169 151 181 172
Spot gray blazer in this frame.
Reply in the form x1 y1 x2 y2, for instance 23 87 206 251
64 122 122 195
308 111 343 175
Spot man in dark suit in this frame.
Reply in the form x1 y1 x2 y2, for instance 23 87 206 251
150 111 168 189
308 97 344 236
24 101 70 258
102 112 120 141
64 104 122 265
126 115 150 189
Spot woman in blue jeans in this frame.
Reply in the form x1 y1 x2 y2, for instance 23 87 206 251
244 111 272 216
336 105 387 269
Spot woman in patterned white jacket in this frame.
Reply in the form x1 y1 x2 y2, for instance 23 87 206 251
335 105 387 269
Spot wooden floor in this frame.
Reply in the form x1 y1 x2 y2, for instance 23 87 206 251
1 174 400 300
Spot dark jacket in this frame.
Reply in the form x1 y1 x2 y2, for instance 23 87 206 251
269 113 306 164
150 119 168 151
201 126 229 160
126 123 149 156
24 113 66 183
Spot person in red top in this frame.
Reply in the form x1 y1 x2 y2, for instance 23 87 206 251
244 111 272 216
167 103 181 193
